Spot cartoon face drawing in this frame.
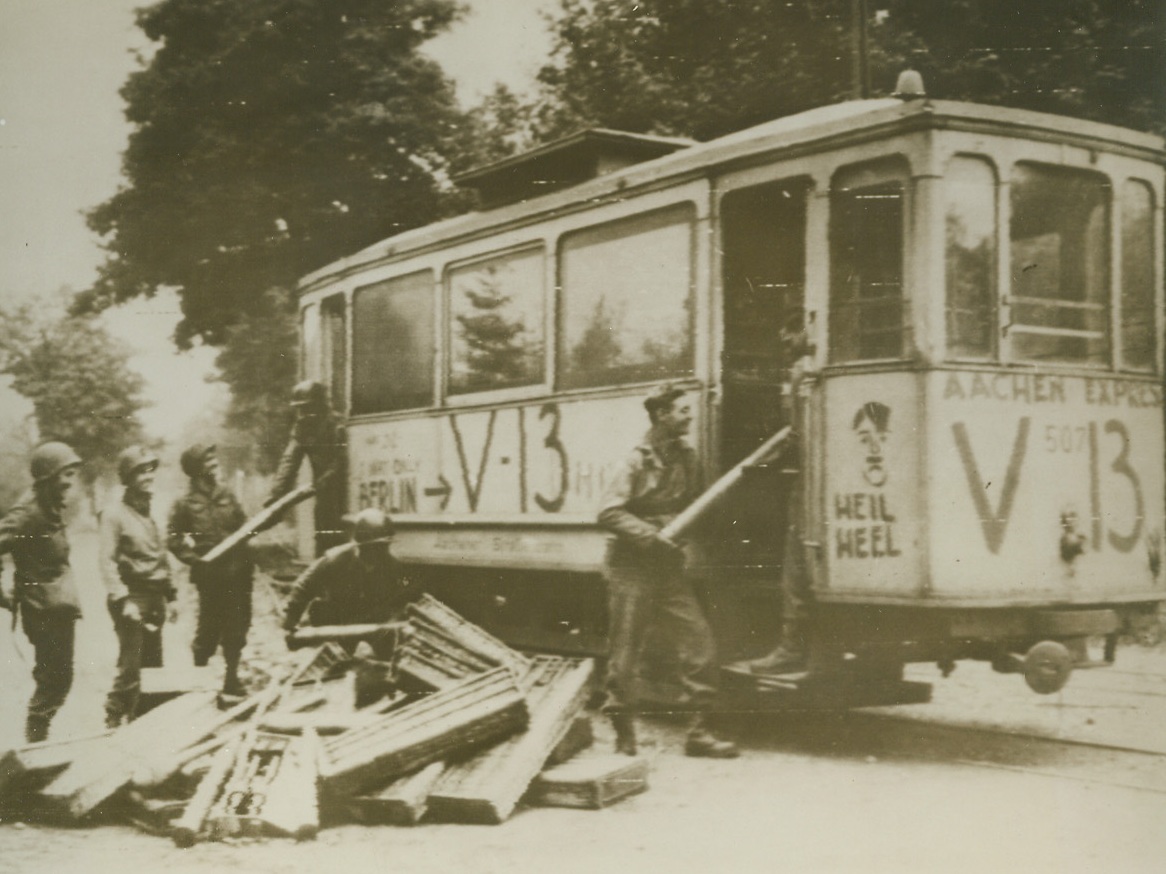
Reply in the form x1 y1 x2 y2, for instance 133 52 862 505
852 401 891 487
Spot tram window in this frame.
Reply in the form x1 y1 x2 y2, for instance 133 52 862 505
830 174 905 363
1121 180 1155 371
558 205 695 390
1009 164 1110 365
448 248 545 395
944 157 997 359
321 294 347 413
352 271 435 414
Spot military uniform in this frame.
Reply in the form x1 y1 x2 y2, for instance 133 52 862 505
282 541 416 634
0 491 82 741
169 477 253 670
598 427 718 716
101 490 175 725
269 410 347 556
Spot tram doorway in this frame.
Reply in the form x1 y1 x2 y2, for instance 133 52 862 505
719 179 808 471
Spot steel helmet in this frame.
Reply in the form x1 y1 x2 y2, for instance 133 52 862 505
290 380 328 410
118 445 160 485
30 442 82 483
348 508 395 543
180 443 217 478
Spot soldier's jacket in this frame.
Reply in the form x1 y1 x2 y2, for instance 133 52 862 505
268 412 347 525
282 542 415 631
168 483 253 581
0 491 81 617
99 494 174 604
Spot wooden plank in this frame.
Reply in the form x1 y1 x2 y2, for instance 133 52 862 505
406 595 530 680
206 730 319 840
199 478 324 565
526 754 649 810
0 733 111 803
427 657 594 824
172 742 237 847
546 716 594 767
343 761 445 826
288 623 404 651
320 667 528 799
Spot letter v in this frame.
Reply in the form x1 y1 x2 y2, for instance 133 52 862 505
450 411 497 513
951 417 1030 554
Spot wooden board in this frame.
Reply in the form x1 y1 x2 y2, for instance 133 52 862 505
426 657 594 824
343 761 445 826
526 754 649 810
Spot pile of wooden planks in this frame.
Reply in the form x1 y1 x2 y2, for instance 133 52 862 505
0 597 647 843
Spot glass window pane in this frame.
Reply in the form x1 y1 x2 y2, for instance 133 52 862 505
448 248 545 394
830 177 904 362
559 205 695 390
300 303 320 382
352 271 434 413
321 295 346 413
1009 164 1110 364
1121 180 1155 371
945 157 997 358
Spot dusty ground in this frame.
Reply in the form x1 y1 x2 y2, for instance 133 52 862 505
2 523 1165 874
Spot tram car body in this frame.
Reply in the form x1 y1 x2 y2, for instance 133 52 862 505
297 91 1165 702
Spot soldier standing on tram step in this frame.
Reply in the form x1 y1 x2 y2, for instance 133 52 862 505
265 380 347 557
747 315 815 675
0 442 84 743
281 508 418 658
598 384 740 759
101 446 176 728
168 444 253 701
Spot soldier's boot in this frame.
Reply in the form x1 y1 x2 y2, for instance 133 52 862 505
684 714 739 759
221 652 245 698
25 715 50 744
609 711 638 756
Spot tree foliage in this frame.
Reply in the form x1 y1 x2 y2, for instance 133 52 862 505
0 296 148 485
527 0 1164 141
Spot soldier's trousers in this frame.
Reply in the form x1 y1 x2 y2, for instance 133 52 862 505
192 575 252 665
106 592 166 723
21 609 76 741
602 562 717 717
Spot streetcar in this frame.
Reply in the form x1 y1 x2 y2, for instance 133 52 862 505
295 78 1164 705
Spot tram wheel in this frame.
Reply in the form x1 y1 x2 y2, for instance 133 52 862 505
1023 641 1073 695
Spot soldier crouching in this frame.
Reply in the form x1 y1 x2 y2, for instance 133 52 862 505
168 444 254 700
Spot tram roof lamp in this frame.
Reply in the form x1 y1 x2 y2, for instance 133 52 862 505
893 69 926 100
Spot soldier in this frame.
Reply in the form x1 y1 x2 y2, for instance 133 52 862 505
748 317 815 675
0 442 84 742
281 508 417 655
598 385 739 759
168 444 253 700
266 380 347 556
101 446 176 727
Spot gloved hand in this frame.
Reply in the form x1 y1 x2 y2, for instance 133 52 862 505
284 628 299 650
121 599 142 623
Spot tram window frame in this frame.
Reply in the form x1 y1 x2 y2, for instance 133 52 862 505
829 158 909 364
445 244 547 400
320 294 347 414
1119 179 1156 372
943 156 998 361
300 302 321 382
351 270 436 415
1007 162 1111 367
556 203 697 391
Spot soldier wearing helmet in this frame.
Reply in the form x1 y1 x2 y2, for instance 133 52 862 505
265 380 347 556
168 444 254 700
100 445 176 727
281 508 417 656
0 442 83 742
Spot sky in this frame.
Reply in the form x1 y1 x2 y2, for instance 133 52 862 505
0 0 556 442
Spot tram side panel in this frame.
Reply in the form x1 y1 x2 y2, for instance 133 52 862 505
927 371 1165 606
345 391 705 571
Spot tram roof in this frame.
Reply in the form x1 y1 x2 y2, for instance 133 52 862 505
300 97 1164 294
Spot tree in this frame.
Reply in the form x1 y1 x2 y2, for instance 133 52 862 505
453 268 538 392
0 296 149 489
528 1 1164 142
76 0 476 466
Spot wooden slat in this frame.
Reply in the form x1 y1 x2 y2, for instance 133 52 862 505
526 754 649 810
427 657 595 824
320 667 528 798
343 761 445 826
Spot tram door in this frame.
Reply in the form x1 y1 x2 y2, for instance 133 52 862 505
715 181 808 582
719 180 807 469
